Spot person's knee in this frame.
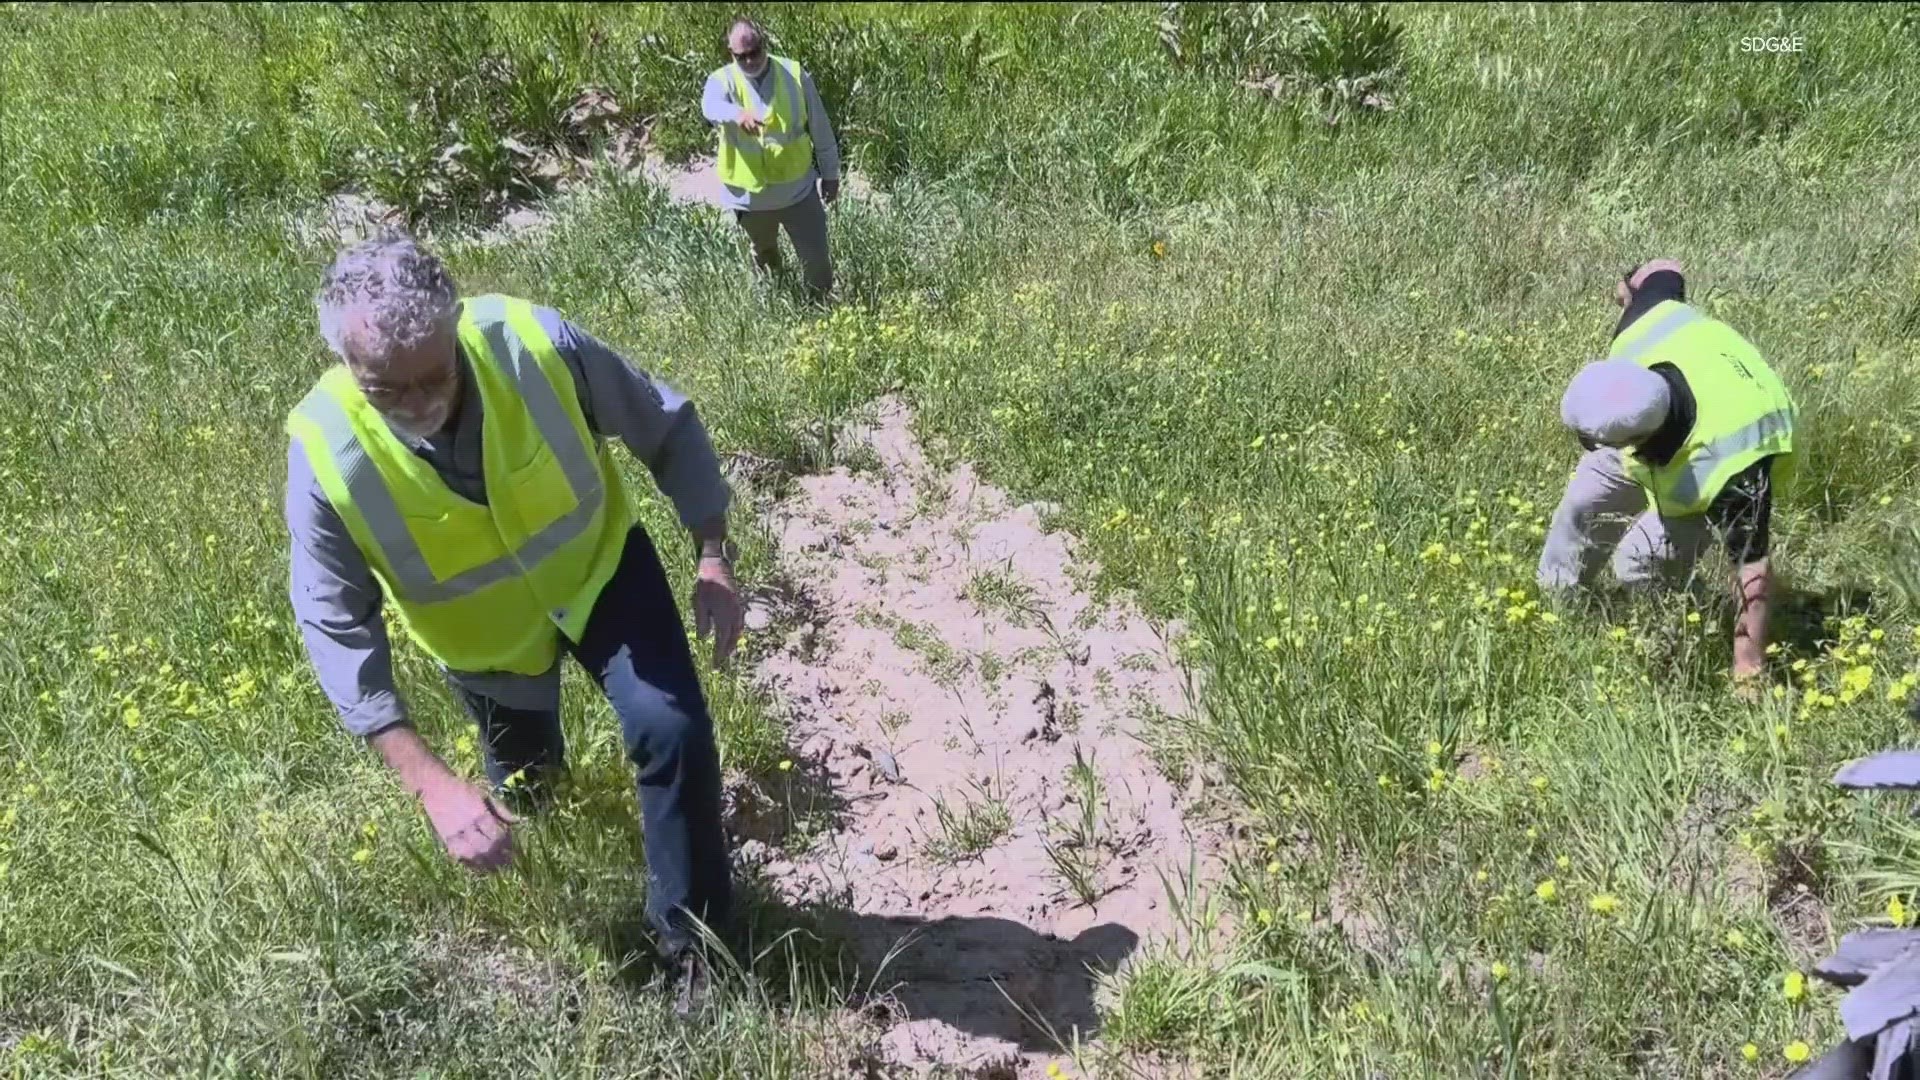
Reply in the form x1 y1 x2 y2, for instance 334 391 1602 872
737 224 780 262
1612 533 1667 589
611 680 706 765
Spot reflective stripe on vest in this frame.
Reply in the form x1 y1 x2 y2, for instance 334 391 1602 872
1656 406 1794 509
1609 300 1796 516
291 302 604 605
1609 303 1703 364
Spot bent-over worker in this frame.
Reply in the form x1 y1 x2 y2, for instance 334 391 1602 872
1537 259 1797 694
284 234 742 1012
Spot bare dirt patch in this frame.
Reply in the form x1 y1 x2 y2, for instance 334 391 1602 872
287 148 882 253
738 396 1230 1077
284 84 887 253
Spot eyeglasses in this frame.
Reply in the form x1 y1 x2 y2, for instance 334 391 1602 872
731 45 765 62
355 362 457 406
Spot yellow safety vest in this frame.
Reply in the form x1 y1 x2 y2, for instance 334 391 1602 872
285 295 634 675
1607 299 1797 517
715 56 814 191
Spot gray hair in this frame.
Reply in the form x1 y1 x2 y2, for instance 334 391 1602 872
315 233 459 368
728 18 764 47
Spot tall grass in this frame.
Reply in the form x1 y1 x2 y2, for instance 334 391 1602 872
6 2 1920 1076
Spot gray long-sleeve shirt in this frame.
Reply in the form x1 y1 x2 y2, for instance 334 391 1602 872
285 303 729 737
701 59 840 212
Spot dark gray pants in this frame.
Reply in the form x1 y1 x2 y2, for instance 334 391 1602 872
733 189 833 298
448 526 731 958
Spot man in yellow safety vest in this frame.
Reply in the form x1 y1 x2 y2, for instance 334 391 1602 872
1537 258 1797 697
701 18 841 299
284 233 743 1013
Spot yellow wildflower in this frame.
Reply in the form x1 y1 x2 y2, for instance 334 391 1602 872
1535 879 1558 903
1890 894 1910 927
1741 1043 1758 1062
1490 960 1510 981
1782 971 1806 1002
1785 1042 1810 1064
1588 893 1620 916
1726 929 1748 948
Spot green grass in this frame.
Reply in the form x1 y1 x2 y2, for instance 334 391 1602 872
1044 746 1109 908
7 1 1920 1076
922 778 1015 866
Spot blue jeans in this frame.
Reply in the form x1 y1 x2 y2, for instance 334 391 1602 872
448 526 732 956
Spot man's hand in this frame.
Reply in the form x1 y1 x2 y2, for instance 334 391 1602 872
419 773 517 872
820 176 841 205
736 108 763 136
693 556 744 668
366 725 515 873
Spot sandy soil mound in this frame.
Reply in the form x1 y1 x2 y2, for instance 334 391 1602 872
736 397 1228 1076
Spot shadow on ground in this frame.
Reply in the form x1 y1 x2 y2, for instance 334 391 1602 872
587 866 1139 1058
1772 580 1876 659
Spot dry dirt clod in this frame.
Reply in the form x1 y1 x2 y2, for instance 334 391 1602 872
855 744 905 785
1033 681 1061 743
